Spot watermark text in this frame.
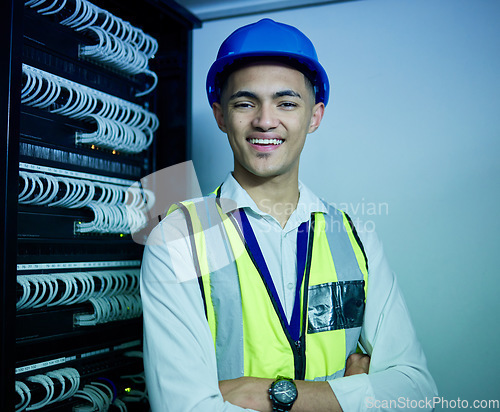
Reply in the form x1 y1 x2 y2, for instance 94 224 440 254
365 396 499 409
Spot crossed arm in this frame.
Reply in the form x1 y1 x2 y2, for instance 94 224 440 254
219 353 371 412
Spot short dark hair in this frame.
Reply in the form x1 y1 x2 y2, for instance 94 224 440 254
217 56 316 104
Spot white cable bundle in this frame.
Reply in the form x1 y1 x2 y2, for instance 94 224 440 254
77 114 153 153
15 381 31 412
45 367 81 404
74 294 142 326
21 64 159 153
18 168 155 235
15 367 80 411
16 269 140 311
18 171 97 209
73 382 112 412
74 202 148 234
76 203 130 234
91 269 140 299
25 375 55 410
25 0 158 96
25 0 158 58
73 380 128 412
80 26 158 97
16 274 57 310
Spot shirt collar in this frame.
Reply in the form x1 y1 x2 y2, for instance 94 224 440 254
218 173 328 228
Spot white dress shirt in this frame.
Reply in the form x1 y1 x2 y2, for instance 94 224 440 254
140 174 437 411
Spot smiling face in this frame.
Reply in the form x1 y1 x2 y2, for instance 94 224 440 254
212 61 324 186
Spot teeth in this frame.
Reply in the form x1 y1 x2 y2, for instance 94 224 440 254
248 138 283 145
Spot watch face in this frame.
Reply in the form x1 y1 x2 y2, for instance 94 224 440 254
272 379 298 404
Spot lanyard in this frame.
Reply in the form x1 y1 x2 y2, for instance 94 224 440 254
237 209 309 341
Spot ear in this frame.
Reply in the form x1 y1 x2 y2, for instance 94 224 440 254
212 102 227 133
308 102 325 134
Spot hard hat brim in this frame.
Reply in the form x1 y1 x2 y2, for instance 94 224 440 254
206 51 330 107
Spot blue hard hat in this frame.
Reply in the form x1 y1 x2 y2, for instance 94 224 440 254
206 18 330 106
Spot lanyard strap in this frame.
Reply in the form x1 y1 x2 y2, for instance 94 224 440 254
237 209 309 341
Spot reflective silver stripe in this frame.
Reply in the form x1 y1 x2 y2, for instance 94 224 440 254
322 203 365 358
189 196 235 273
211 263 244 379
307 280 364 333
322 205 364 282
193 197 244 380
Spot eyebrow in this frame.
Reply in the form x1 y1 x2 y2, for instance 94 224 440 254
274 89 302 100
228 91 257 101
228 89 303 101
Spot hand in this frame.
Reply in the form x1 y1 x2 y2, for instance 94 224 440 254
344 353 370 376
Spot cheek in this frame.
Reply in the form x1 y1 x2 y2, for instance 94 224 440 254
288 118 310 135
226 113 242 126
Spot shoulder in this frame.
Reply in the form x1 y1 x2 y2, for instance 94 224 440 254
319 201 385 269
146 194 219 245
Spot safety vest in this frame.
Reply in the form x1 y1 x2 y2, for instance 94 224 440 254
169 192 368 381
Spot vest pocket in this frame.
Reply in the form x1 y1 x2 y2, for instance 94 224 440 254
307 280 365 333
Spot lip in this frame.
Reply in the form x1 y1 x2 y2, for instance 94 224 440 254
246 134 284 152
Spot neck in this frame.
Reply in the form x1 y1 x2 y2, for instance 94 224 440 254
233 170 300 228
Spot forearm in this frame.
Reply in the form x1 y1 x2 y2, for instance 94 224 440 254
294 380 341 412
220 378 341 412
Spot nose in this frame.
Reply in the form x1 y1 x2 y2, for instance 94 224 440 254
251 104 279 131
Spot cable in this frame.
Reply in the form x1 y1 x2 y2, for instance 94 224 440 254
45 369 66 405
112 397 128 412
31 275 56 308
15 381 31 412
20 276 42 310
60 367 81 399
26 374 54 410
74 381 114 411
46 273 72 307
16 276 32 310
36 0 67 15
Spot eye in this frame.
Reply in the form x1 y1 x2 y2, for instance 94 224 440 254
233 101 254 109
278 101 298 110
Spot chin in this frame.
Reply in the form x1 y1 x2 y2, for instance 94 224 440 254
251 170 285 181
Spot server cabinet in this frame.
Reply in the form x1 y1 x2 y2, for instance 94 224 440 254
1 0 200 410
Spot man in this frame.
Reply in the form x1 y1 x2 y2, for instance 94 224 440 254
141 19 437 411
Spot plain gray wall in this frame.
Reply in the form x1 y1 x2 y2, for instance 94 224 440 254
187 0 500 406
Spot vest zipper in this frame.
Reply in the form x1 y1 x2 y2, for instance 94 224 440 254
293 337 306 380
271 312 305 380
295 214 314 380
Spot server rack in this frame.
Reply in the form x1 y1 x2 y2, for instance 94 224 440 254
1 1 200 410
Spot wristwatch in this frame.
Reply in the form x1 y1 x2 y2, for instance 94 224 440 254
269 375 298 412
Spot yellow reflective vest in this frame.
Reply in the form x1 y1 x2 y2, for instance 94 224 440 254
169 192 368 381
